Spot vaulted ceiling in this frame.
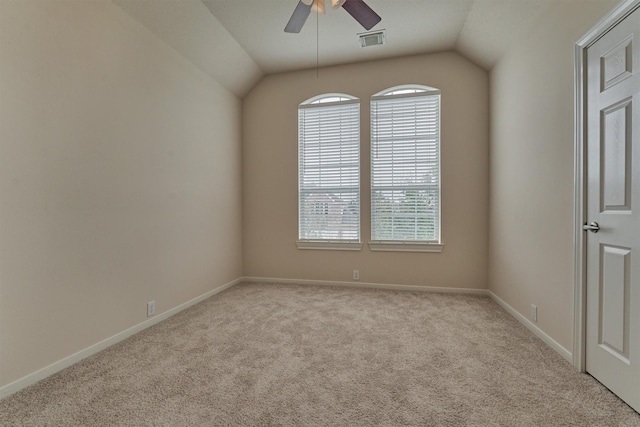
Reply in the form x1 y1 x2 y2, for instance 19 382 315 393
114 0 552 97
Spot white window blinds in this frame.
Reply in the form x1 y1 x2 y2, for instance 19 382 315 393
371 88 441 243
298 96 360 241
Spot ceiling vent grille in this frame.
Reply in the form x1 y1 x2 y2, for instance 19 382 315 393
359 30 385 47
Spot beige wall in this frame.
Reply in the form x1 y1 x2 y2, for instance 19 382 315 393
0 0 243 387
243 53 489 289
488 0 617 352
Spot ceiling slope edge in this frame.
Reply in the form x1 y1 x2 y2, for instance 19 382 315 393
112 0 263 98
455 0 554 71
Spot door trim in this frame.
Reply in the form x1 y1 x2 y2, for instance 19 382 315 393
573 0 640 372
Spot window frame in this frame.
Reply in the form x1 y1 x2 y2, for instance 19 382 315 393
296 93 363 251
369 85 443 253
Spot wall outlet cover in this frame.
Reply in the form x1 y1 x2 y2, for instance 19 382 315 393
147 300 156 317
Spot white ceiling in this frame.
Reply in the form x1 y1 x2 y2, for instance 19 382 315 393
114 0 552 96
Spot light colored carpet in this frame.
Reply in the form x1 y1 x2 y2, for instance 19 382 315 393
1 282 639 426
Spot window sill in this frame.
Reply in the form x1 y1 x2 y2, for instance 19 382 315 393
368 241 444 253
296 240 363 251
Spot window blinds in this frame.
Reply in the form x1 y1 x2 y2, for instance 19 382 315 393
298 99 360 241
371 91 440 242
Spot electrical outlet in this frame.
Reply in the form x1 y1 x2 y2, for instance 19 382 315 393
353 270 360 281
147 300 156 317
530 304 537 322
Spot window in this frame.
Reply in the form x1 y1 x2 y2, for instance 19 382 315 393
370 85 442 252
297 94 361 250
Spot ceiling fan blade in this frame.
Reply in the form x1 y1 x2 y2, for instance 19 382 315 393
284 0 314 33
341 0 381 30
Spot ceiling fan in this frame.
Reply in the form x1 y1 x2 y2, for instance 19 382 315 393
285 0 381 34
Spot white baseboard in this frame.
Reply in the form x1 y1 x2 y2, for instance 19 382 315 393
488 291 573 363
242 276 489 296
0 277 243 400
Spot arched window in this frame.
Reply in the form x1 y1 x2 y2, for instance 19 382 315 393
370 85 442 250
297 94 361 249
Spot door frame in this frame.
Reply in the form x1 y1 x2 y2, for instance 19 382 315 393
573 0 640 372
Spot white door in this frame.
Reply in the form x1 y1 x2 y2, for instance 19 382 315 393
585 5 640 412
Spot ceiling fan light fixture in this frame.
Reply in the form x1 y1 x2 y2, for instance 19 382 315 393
331 0 346 8
285 0 380 33
312 0 326 14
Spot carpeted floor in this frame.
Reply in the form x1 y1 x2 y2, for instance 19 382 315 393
1 282 639 426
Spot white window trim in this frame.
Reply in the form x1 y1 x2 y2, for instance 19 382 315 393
368 241 443 253
299 98 360 109
296 240 364 251
370 88 441 101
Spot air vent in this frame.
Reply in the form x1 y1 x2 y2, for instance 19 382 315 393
359 30 385 47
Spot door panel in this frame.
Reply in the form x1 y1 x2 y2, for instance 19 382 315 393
586 6 640 412
601 100 632 211
601 36 633 90
599 244 630 363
